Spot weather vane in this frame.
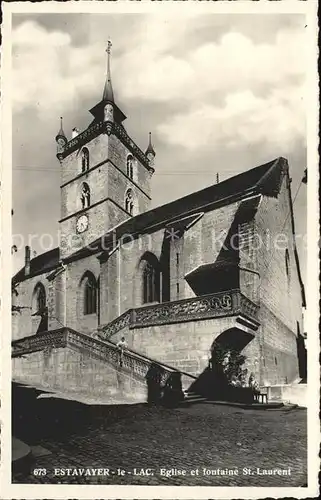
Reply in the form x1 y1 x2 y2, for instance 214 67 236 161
106 39 112 54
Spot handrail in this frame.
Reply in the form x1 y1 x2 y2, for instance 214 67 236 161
12 328 68 357
99 289 259 339
105 338 197 381
11 327 197 383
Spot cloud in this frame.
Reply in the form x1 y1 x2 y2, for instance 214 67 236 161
12 21 104 115
119 24 306 101
157 85 305 153
12 16 306 157
11 14 307 278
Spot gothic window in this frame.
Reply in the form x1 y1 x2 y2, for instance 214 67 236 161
33 283 46 313
125 188 134 215
83 273 97 315
81 148 90 172
142 256 160 304
126 154 134 179
81 182 90 209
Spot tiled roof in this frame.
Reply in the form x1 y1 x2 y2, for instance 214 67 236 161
12 247 60 285
70 157 287 262
11 157 292 288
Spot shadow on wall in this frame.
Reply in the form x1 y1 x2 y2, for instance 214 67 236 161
145 364 184 408
296 323 307 382
188 329 254 404
36 313 48 334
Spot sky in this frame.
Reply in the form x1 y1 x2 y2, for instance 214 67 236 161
12 13 307 276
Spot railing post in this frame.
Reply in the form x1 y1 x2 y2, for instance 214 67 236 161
233 289 240 313
130 308 136 327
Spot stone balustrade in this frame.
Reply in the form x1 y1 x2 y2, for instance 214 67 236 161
61 121 150 169
100 289 259 338
11 328 176 386
102 309 133 338
11 328 68 357
62 122 104 157
66 329 172 384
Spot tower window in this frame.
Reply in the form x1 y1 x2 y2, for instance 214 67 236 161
142 259 160 304
81 183 90 209
125 188 134 215
81 148 90 172
126 154 134 179
83 273 97 315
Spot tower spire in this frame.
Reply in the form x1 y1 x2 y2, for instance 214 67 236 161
145 132 156 166
57 116 66 138
55 116 67 158
103 39 114 102
145 132 155 156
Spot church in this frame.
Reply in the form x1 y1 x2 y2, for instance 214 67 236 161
12 42 306 396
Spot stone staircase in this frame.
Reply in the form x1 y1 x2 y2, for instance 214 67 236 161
11 327 203 405
181 390 208 405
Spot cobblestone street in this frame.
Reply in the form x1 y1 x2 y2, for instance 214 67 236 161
13 393 307 487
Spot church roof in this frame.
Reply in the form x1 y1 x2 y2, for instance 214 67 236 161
12 247 60 285
68 156 288 263
12 156 305 308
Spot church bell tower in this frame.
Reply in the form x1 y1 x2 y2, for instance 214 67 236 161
56 41 156 259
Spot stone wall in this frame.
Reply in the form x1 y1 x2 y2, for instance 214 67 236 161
12 274 50 340
60 132 109 187
108 134 152 202
12 346 147 404
64 255 100 334
111 316 242 376
255 174 303 384
59 129 152 259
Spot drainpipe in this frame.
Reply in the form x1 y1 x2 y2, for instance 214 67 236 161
24 246 31 277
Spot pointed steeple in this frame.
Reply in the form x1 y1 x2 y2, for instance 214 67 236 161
145 132 156 162
145 132 155 156
103 39 114 103
55 117 67 158
89 41 126 124
56 117 67 142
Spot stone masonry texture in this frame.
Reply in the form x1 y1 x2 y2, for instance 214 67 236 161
12 125 304 390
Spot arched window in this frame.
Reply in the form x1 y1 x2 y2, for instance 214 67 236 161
141 256 160 304
125 188 134 215
32 282 48 333
33 282 46 313
81 182 90 209
81 148 90 172
82 273 97 315
126 154 134 179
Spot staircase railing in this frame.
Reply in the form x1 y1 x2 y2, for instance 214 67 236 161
12 328 196 386
66 328 172 382
99 289 260 339
11 328 68 357
101 309 133 338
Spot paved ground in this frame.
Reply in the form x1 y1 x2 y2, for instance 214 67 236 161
12 389 307 487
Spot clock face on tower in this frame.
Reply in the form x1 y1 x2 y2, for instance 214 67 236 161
76 214 89 234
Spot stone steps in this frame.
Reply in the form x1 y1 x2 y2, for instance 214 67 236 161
180 390 208 405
